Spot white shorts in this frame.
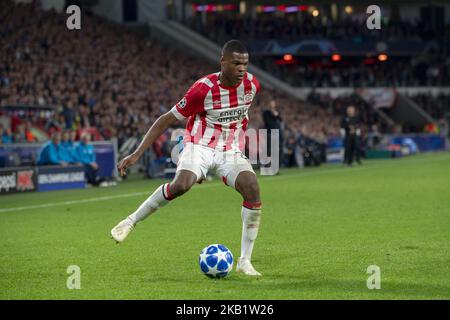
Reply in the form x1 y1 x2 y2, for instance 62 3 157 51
176 143 255 189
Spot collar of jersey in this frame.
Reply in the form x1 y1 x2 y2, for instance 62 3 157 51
217 73 244 89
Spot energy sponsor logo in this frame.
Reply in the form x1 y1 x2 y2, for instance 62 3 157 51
217 108 248 123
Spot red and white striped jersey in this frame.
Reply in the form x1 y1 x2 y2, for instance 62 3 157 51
170 72 261 152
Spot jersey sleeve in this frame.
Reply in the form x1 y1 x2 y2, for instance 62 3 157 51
170 81 209 120
252 76 261 94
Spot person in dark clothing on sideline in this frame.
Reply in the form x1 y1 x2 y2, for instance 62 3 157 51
340 105 362 166
262 99 284 167
285 137 298 167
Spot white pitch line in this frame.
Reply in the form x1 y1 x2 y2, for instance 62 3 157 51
0 153 448 214
0 168 357 214
0 192 148 213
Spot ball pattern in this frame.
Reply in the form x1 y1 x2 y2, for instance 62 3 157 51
199 244 234 278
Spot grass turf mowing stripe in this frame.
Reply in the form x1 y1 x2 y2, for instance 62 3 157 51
1 152 448 214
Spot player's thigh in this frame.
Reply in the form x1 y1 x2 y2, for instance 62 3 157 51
176 143 213 182
216 151 256 190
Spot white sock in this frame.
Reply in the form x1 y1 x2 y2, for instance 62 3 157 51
240 204 262 261
127 183 172 224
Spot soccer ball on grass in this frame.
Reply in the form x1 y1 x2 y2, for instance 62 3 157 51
199 244 233 278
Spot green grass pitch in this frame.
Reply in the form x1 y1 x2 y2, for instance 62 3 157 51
1 152 449 299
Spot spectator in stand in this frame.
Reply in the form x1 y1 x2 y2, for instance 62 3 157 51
45 113 64 136
70 130 78 143
1 124 12 144
60 130 79 164
367 124 382 149
36 132 67 166
75 133 101 186
23 121 37 142
62 102 76 130
2 127 13 144
13 125 27 143
285 137 298 168
424 122 439 134
438 117 449 138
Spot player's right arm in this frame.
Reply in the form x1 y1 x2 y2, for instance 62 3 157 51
117 111 179 176
117 80 208 176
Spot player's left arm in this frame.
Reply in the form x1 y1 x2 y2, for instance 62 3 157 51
248 75 261 117
117 112 179 176
251 75 261 95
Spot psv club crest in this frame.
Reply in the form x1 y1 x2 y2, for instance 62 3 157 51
244 93 253 104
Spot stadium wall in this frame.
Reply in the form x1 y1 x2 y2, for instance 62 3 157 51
91 0 123 23
0 141 117 179
0 165 86 195
41 0 64 12
14 0 64 12
293 87 450 100
137 0 167 21
400 3 450 24
89 0 168 23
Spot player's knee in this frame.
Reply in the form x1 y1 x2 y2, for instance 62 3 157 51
169 180 193 197
235 172 260 202
169 170 197 197
241 180 260 203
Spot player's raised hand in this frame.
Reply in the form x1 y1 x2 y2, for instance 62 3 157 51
117 153 139 177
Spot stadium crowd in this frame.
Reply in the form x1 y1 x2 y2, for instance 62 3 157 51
0 0 214 147
0 0 340 150
409 93 450 122
253 54 450 88
187 13 450 87
188 13 450 43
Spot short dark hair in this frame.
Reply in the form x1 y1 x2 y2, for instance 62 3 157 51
222 40 248 57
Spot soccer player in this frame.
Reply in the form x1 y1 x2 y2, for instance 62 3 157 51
111 40 263 276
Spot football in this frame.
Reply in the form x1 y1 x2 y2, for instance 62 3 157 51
199 244 234 278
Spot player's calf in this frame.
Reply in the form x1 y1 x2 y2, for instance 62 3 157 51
235 171 263 276
110 171 197 243
237 201 262 276
111 183 172 243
